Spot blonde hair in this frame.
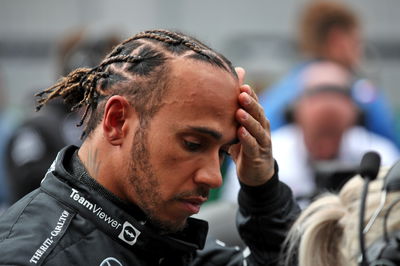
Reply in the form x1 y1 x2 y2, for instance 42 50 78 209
281 166 400 266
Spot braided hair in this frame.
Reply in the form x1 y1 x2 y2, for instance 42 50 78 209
36 29 238 139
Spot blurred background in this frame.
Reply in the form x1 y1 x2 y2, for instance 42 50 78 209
1 0 399 118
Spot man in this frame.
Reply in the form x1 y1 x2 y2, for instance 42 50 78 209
0 30 299 265
0 72 13 212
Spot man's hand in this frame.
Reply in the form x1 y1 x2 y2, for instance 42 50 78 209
229 67 275 186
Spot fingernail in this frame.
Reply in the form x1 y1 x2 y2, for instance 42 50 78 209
244 94 251 105
241 128 248 136
241 111 248 120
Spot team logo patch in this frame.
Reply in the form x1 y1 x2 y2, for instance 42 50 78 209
99 257 123 266
118 221 141 245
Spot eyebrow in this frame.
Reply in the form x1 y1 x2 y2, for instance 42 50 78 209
188 126 239 145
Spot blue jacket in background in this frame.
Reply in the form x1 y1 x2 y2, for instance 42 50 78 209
259 61 400 148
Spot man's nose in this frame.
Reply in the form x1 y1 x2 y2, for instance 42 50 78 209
193 158 223 189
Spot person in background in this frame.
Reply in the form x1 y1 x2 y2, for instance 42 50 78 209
259 0 399 147
222 61 399 207
0 29 299 266
4 31 120 203
281 161 400 266
0 70 14 212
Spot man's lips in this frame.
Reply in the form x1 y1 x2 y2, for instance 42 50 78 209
179 196 208 214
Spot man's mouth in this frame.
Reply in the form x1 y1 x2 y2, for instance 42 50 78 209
179 196 208 214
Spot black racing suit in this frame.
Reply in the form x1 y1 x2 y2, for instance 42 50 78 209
0 146 300 266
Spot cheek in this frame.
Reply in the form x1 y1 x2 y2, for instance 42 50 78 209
149 135 181 170
149 140 196 191
149 130 194 173
158 151 195 180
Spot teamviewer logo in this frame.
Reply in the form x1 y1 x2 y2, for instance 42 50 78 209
118 221 141 245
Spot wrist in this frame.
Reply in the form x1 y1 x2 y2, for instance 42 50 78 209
239 160 275 187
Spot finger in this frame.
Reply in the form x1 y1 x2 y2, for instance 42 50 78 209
228 143 240 161
237 126 260 155
235 67 246 85
236 108 270 147
238 92 269 130
240 84 258 102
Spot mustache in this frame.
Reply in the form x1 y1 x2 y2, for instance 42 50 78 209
173 186 209 200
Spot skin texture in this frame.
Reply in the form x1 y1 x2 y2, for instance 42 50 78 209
78 58 274 232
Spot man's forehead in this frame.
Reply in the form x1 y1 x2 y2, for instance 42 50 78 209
169 57 238 85
153 58 239 143
165 61 238 107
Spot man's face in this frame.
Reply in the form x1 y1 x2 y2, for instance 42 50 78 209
296 92 357 160
126 58 239 232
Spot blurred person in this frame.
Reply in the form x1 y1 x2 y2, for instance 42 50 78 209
0 71 14 212
221 61 399 207
281 160 400 266
259 0 399 147
4 31 120 203
0 29 300 266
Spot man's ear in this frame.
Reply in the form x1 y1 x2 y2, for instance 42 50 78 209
102 95 135 145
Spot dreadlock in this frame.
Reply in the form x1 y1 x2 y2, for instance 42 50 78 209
36 29 238 139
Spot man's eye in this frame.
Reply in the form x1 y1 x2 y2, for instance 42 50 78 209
184 140 202 152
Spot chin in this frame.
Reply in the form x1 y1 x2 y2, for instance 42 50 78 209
150 216 188 234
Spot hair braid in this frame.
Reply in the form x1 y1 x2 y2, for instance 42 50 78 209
36 54 143 123
145 29 210 51
119 30 219 65
99 54 143 68
123 32 176 46
35 68 91 111
145 30 235 73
